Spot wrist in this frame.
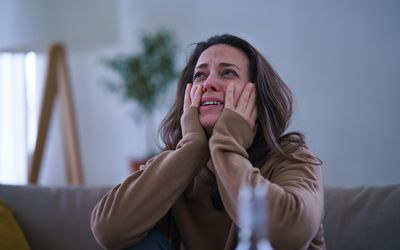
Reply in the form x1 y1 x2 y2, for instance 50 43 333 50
181 107 207 139
212 109 254 149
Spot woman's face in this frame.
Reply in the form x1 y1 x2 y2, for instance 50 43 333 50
192 44 250 129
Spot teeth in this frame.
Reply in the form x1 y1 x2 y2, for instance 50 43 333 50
202 101 222 106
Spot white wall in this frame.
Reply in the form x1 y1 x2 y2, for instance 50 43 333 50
0 0 118 52
2 0 400 187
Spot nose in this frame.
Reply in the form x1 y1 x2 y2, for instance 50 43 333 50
202 74 221 93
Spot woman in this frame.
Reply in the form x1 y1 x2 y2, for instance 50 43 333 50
91 34 325 250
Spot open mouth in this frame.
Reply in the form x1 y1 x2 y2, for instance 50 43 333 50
201 100 223 106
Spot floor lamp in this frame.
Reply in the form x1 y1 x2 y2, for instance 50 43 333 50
28 44 84 185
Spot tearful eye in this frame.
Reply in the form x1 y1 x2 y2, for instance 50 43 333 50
193 72 207 82
222 70 238 78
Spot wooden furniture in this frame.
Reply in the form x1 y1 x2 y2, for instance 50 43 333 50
28 44 84 185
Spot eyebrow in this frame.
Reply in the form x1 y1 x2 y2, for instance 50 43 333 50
195 62 240 71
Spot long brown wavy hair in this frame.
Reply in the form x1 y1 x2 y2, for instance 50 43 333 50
159 34 310 167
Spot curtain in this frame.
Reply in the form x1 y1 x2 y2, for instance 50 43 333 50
0 52 44 185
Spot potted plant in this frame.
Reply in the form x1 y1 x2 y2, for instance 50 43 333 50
102 29 178 171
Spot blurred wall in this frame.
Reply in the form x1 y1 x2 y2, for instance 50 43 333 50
2 0 399 186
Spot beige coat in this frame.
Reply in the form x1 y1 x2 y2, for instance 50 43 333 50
91 108 325 250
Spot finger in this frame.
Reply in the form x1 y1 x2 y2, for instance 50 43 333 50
242 86 256 121
184 83 192 111
236 83 253 113
245 84 257 115
225 83 235 110
190 84 199 101
191 84 202 107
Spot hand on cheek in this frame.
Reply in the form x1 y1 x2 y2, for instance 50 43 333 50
224 83 258 131
184 83 203 111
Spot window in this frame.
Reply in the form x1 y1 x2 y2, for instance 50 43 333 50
0 52 45 184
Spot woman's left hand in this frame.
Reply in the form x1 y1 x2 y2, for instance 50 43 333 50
224 82 258 131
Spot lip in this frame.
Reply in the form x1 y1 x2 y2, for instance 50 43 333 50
199 104 223 111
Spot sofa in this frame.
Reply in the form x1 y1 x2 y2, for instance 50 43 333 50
0 184 399 250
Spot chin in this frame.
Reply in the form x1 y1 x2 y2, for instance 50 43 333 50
199 114 219 130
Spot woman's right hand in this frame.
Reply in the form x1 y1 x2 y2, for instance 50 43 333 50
184 83 202 111
181 83 206 138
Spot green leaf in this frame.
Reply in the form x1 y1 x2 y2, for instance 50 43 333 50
100 29 178 119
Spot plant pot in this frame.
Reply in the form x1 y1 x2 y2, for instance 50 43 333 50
130 158 148 172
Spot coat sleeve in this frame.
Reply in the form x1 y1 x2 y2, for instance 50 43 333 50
90 107 209 250
209 109 324 250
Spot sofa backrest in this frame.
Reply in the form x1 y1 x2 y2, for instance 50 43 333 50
324 185 400 250
1 184 399 250
0 184 109 250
